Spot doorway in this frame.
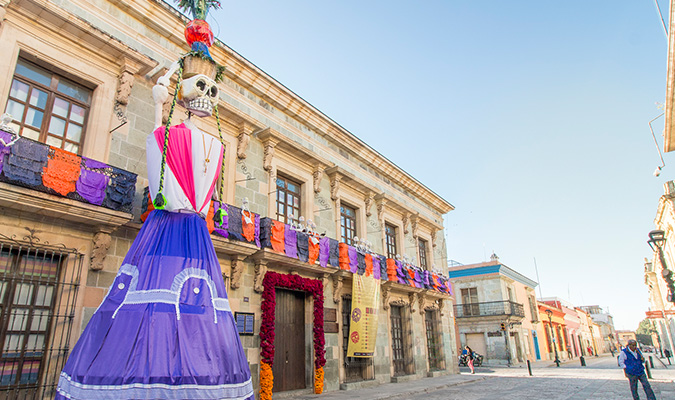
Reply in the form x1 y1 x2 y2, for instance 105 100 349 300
272 289 306 392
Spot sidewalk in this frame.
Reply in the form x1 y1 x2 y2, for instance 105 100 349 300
280 373 486 400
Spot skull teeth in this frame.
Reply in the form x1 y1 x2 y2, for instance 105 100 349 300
187 98 213 116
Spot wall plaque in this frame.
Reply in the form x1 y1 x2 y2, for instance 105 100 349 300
234 312 255 335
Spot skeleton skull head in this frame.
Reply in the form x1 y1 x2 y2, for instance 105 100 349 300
178 74 219 117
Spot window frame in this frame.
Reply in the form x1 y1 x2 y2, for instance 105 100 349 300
275 174 302 225
340 203 357 246
460 287 479 316
418 238 429 270
6 58 91 154
0 249 62 389
385 223 398 259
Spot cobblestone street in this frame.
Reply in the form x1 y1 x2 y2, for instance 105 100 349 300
289 355 675 400
421 356 675 400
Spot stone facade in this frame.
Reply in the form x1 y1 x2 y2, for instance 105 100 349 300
0 0 457 396
645 181 675 356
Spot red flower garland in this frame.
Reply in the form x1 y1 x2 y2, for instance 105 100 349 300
260 272 326 398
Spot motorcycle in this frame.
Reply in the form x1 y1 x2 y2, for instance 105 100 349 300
458 352 483 367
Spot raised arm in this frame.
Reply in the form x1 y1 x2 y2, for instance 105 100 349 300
152 61 181 129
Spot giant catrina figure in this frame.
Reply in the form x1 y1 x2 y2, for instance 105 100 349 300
56 1 254 399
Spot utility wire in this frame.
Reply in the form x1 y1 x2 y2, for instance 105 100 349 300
654 0 669 40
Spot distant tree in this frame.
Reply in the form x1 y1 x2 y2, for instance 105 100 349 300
636 319 656 346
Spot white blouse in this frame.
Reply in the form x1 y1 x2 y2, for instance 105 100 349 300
146 119 222 217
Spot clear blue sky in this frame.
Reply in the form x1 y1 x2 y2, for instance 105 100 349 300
206 1 672 330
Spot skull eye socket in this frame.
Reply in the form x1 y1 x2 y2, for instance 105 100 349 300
196 80 206 91
209 86 218 98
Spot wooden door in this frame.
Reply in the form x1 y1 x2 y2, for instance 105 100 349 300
272 289 306 392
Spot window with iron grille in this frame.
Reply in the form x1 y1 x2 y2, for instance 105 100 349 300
424 310 443 371
385 223 397 259
5 58 92 154
276 175 302 224
340 204 357 246
390 305 414 376
418 238 429 270
0 239 83 400
341 296 373 383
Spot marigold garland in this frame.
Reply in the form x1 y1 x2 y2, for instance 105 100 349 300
259 271 326 397
259 361 273 400
314 366 324 394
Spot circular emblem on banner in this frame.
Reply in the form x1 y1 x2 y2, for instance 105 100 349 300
352 308 362 322
351 331 360 343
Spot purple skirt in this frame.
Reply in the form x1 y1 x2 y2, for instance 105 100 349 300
56 210 253 400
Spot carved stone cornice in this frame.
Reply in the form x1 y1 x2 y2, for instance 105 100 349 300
253 259 268 293
402 212 410 235
313 166 324 194
90 231 112 271
0 0 10 23
332 274 344 304
376 195 387 222
330 175 341 201
416 292 426 315
364 192 374 218
410 213 419 238
262 140 277 172
382 285 391 310
115 71 134 106
391 298 408 308
236 122 254 160
229 255 246 290
408 293 417 313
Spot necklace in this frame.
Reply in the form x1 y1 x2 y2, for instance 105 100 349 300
202 133 214 173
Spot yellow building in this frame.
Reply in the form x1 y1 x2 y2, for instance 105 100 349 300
0 0 457 397
536 302 567 362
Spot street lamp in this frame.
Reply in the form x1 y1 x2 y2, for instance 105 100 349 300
545 309 561 367
647 230 675 303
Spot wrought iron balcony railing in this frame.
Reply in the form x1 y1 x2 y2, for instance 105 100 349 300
454 300 525 318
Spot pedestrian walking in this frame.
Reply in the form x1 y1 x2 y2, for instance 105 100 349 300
464 346 475 374
618 339 656 400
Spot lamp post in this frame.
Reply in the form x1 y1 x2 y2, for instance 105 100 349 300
545 309 560 367
648 230 675 303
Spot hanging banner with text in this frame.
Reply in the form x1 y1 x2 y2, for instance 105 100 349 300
347 274 380 357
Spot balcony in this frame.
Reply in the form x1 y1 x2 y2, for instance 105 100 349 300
0 130 137 230
454 300 525 318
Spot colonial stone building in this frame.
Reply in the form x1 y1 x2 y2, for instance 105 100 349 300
0 0 456 398
648 0 675 361
449 255 539 365
645 181 675 356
